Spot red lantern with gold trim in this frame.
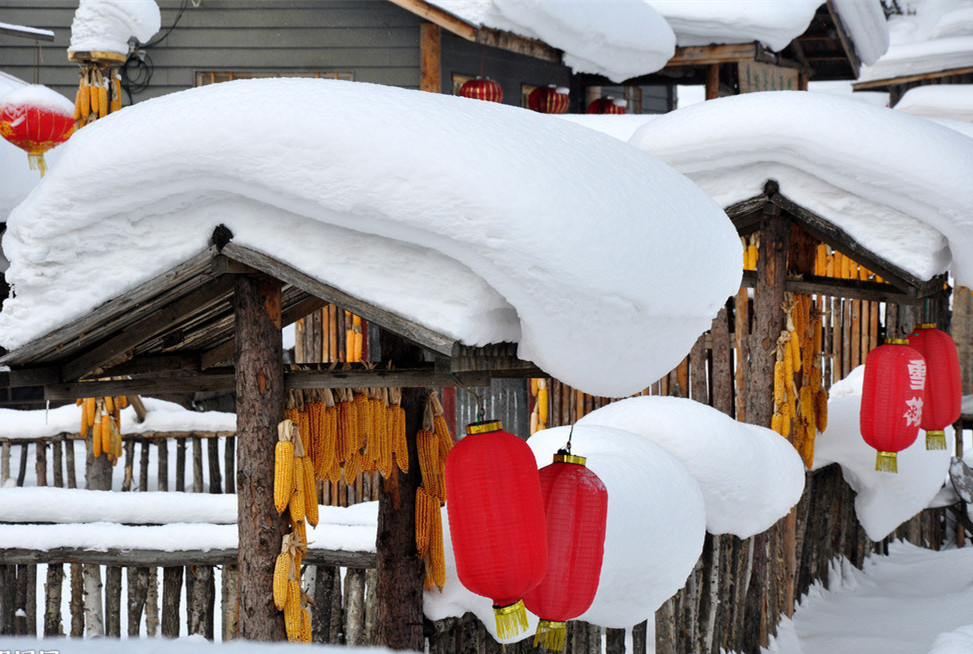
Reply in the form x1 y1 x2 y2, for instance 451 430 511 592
459 78 504 103
0 84 75 176
908 323 961 450
860 339 926 472
445 420 547 639
528 86 569 114
523 451 608 651
586 97 626 114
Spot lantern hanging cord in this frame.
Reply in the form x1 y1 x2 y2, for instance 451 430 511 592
565 424 574 455
450 372 485 423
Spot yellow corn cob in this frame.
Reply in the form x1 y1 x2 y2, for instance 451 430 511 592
322 404 337 471
537 387 549 424
393 405 408 473
434 416 453 462
802 336 813 375
110 73 122 113
343 449 361 484
274 440 295 514
780 402 792 439
801 429 815 469
815 390 828 432
300 607 312 643
327 453 342 484
307 401 322 475
812 317 822 355
783 338 794 382
92 418 103 457
273 551 292 610
417 429 441 500
530 377 539 397
336 401 350 463
98 79 108 118
79 75 90 118
74 84 84 121
788 331 801 374
109 420 122 461
284 579 302 641
100 413 111 456
429 499 446 590
88 75 100 118
289 457 306 523
530 410 539 435
799 385 814 426
415 486 432 557
771 412 784 435
84 398 96 434
774 360 786 406
747 243 758 270
104 396 114 413
303 455 318 528
354 392 369 450
809 365 822 394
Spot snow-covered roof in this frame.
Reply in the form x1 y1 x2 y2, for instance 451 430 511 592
0 78 742 398
68 0 161 55
427 0 676 82
895 84 973 121
860 0 973 83
628 91 973 288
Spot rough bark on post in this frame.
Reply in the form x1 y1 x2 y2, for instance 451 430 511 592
52 437 64 488
192 436 204 492
44 563 64 636
83 563 105 637
312 565 342 643
105 565 121 637
140 440 151 492
375 385 425 650
66 439 77 489
222 563 239 641
146 567 160 636
209 437 223 493
176 439 186 491
70 562 83 636
189 565 215 639
234 273 288 641
158 440 169 492
122 440 135 491
127 566 149 636
1 440 10 485
344 567 367 646
35 440 47 486
161 566 183 638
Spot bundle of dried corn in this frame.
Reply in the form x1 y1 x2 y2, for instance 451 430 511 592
76 395 128 464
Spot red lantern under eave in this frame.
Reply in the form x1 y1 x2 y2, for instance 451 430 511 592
528 86 570 114
445 420 547 639
908 323 961 450
0 85 75 177
459 78 504 103
861 339 927 473
586 97 626 114
523 452 608 652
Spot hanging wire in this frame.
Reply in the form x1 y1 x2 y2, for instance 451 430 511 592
450 372 486 423
564 423 575 455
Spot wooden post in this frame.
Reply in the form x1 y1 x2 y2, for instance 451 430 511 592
122 440 135 492
176 439 187 491
1 440 9 485
146 568 160 637
35 440 47 486
208 437 223 493
344 567 367 646
43 564 64 636
52 436 64 488
420 23 442 93
69 563 83 636
225 436 236 494
222 564 239 641
705 64 720 100
105 566 121 637
161 566 182 638
192 436 204 492
158 439 169 492
127 566 149 636
66 440 77 489
234 272 288 641
375 386 425 650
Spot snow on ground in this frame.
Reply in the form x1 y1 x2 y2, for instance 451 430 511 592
860 1 973 83
895 84 973 122
0 636 393 653
812 366 952 541
807 80 890 107
68 0 160 55
424 424 705 639
428 1 675 82
555 113 661 142
576 396 806 538
0 78 742 398
767 542 973 654
628 91 973 287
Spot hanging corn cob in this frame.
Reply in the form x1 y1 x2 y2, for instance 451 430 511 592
274 419 297 514
414 391 450 590
74 64 123 129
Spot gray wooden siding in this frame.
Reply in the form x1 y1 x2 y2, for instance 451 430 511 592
0 0 422 103
454 378 530 440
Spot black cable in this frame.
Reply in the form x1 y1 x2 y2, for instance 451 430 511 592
144 0 189 48
120 49 153 97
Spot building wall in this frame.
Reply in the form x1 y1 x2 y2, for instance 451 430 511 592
0 0 423 103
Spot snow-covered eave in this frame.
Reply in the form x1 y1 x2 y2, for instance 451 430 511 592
0 21 55 42
854 63 973 92
386 0 561 63
0 239 539 396
727 181 947 302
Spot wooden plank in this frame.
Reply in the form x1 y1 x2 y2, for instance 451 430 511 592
0 547 376 568
825 0 861 74
222 243 456 356
853 66 973 91
668 43 759 66
477 27 561 63
738 271 929 305
420 23 441 93
0 248 219 368
386 0 477 40
60 274 236 381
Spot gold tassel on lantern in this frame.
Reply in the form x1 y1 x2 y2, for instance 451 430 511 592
876 451 897 473
534 619 567 651
926 430 947 451
494 599 529 640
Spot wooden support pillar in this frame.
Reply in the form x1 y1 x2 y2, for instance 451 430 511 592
375 386 425 650
420 23 442 94
234 273 288 641
705 64 720 100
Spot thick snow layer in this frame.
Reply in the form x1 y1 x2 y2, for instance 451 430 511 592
68 0 161 55
0 21 55 39
808 80 890 107
645 0 819 51
555 114 661 142
811 366 951 541
830 0 891 66
0 396 234 440
577 396 806 538
0 636 392 654
767 542 973 654
429 1 675 82
0 494 377 553
424 424 706 636
0 84 75 115
895 84 973 122
860 1 973 82
0 78 742 398
628 91 973 287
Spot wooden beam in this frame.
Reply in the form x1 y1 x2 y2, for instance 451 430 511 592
739 271 929 305
668 43 759 66
725 193 771 221
386 0 477 40
0 23 54 41
768 192 933 295
0 547 375 568
60 275 236 382
45 375 238 400
420 23 442 93
477 27 561 63
100 354 202 378
0 248 219 368
221 243 456 356
0 367 61 388
853 66 973 91
0 431 235 444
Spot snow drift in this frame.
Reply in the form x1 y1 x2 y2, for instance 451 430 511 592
0 78 742 398
577 396 806 538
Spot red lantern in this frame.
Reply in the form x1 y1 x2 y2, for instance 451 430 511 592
445 420 546 638
528 86 569 114
523 452 608 651
0 85 75 176
586 97 626 114
909 323 961 450
459 78 504 103
860 339 927 472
